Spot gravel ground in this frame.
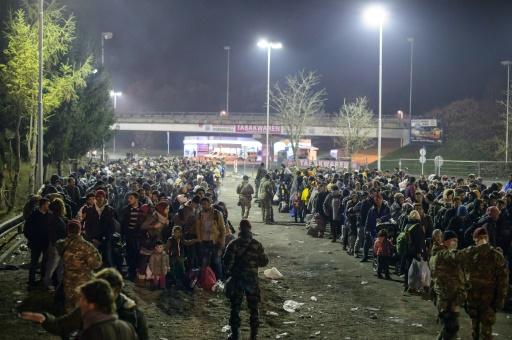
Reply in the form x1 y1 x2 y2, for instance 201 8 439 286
1 175 511 340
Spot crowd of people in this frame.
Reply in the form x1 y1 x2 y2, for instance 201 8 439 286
15 154 512 339
249 163 510 340
20 156 255 339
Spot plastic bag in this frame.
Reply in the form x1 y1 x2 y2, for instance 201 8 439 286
264 267 284 279
283 300 304 313
407 258 422 291
419 259 431 288
200 266 217 291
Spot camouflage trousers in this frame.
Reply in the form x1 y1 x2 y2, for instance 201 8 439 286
260 197 272 223
466 303 496 340
63 272 93 312
437 300 460 340
227 282 260 339
239 197 251 219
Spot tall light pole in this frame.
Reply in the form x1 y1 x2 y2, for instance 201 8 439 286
36 0 44 189
363 5 388 171
108 91 122 161
407 37 414 123
257 39 282 170
502 60 512 163
224 46 230 113
101 32 113 66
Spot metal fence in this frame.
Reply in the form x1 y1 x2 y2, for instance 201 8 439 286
380 158 512 181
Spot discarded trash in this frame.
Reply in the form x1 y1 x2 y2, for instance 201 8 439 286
19 244 28 251
360 281 368 285
369 313 378 320
492 333 499 336
297 240 305 244
264 267 284 279
271 280 279 284
388 316 404 323
327 284 332 288
365 307 380 311
314 331 321 335
212 280 225 292
276 333 288 339
411 323 423 327
221 325 231 333
350 307 358 312
283 321 296 325
266 311 279 316
283 300 304 313
310 296 318 302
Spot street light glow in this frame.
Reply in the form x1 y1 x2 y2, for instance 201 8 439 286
257 39 282 49
363 5 388 26
110 90 122 97
102 32 113 40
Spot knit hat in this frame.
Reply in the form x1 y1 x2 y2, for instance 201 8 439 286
95 190 106 198
155 202 169 216
472 227 488 239
443 230 458 241
408 210 421 221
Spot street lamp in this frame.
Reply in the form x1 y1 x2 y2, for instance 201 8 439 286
257 39 282 170
36 0 44 189
363 5 388 171
407 37 414 144
101 32 113 66
502 60 512 162
110 90 122 110
224 46 230 114
108 90 122 162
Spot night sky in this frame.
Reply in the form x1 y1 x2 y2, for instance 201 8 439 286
67 0 512 116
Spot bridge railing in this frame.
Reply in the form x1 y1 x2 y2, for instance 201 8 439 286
116 112 409 128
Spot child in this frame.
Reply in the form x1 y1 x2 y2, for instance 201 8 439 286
167 226 193 288
149 241 170 289
373 229 393 279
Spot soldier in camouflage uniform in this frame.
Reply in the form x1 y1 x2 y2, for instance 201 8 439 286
56 220 102 311
461 227 509 340
429 230 465 340
223 220 269 340
237 175 255 220
259 174 274 224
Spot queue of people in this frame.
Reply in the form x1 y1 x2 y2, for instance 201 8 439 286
260 164 510 340
20 156 251 339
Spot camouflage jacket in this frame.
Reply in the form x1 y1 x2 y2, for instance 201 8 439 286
259 179 274 199
460 243 509 308
223 233 269 283
57 235 102 274
429 244 466 304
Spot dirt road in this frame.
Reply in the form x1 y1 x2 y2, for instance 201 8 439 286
1 175 511 339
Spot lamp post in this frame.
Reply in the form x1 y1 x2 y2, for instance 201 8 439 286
36 0 44 189
101 32 113 66
224 46 230 114
108 91 122 162
407 37 414 144
502 60 512 163
363 5 388 171
257 39 282 170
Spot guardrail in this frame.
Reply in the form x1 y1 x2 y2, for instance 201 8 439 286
0 214 23 238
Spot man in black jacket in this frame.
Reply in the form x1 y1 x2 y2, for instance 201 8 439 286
24 198 52 287
83 190 116 267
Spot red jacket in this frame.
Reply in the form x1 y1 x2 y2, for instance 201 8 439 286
373 236 393 257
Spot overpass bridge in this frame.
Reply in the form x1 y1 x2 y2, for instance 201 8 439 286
114 112 411 140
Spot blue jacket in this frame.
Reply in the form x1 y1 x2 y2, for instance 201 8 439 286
364 202 391 236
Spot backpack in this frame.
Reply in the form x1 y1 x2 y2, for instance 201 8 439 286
200 266 217 291
278 201 289 213
396 223 418 256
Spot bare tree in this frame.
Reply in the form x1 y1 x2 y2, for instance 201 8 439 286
335 97 374 170
271 70 326 164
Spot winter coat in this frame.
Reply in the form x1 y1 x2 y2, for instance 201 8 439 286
149 251 170 277
195 207 226 247
24 210 52 250
373 236 393 257
323 190 342 222
79 311 138 340
83 204 116 243
364 202 391 236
